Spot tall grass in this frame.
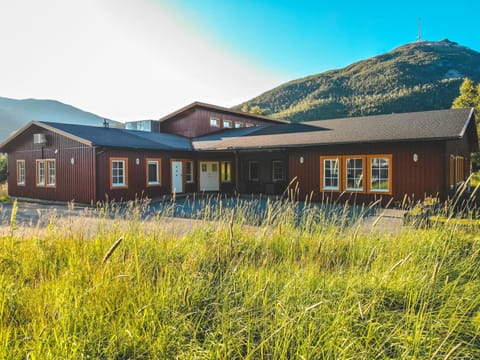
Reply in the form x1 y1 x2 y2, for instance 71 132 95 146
0 197 479 359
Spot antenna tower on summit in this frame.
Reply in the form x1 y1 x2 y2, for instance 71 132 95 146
417 17 422 42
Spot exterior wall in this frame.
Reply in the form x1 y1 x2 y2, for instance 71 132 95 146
161 108 279 138
96 148 197 201
287 141 446 204
5 125 96 204
445 136 473 196
237 151 289 195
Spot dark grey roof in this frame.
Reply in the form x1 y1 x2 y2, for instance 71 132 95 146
193 108 476 150
39 121 192 151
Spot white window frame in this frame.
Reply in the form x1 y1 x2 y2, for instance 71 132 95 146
210 118 220 127
223 120 233 128
111 158 128 188
146 159 161 186
369 156 391 193
47 160 56 186
235 122 243 128
321 157 340 191
17 160 25 186
345 157 364 192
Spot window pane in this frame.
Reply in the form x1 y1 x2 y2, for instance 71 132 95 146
370 157 389 192
186 161 193 182
323 158 339 190
272 161 285 181
148 161 158 184
249 162 259 180
346 158 363 190
222 162 231 182
112 160 125 186
47 161 55 185
38 161 45 185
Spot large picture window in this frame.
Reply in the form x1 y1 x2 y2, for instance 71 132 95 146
36 159 55 187
17 160 25 186
321 157 340 191
111 158 128 188
146 159 161 186
345 157 364 191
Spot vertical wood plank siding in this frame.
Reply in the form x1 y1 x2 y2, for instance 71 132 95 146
6 125 96 203
161 108 277 138
288 141 446 204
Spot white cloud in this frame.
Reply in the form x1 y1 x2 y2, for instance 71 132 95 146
0 0 282 121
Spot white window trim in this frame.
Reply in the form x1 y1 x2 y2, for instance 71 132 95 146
17 160 25 186
223 120 233 128
210 118 220 127
322 158 340 191
345 157 364 192
111 158 128 188
369 157 390 193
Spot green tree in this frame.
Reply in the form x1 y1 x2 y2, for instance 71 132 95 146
249 105 265 115
452 78 478 109
452 78 479 167
0 155 7 183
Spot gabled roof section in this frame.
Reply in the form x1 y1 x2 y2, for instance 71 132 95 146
0 121 192 152
158 101 289 124
193 108 478 150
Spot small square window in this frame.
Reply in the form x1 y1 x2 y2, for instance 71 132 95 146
223 120 232 128
210 118 220 127
235 122 242 128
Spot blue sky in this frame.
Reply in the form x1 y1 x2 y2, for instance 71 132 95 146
0 0 478 122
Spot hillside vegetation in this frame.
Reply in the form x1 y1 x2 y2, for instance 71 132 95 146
238 40 480 122
1 199 479 359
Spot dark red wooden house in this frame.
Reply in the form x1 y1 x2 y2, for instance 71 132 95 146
0 102 477 204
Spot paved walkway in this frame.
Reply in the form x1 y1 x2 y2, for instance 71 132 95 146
0 200 406 235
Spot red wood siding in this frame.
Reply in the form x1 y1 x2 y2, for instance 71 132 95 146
6 125 96 204
287 141 445 204
96 149 207 201
161 108 278 138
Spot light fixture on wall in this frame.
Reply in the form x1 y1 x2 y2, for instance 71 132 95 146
299 156 304 164
54 149 59 154
136 158 140 165
413 153 419 162
70 157 75 165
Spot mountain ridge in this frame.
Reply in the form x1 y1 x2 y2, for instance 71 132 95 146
0 96 123 143
236 39 480 122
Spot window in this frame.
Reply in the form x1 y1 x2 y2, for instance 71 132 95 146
17 160 25 186
345 157 364 191
37 160 45 186
272 161 285 182
235 122 243 128
321 157 340 191
110 158 128 188
36 159 55 187
47 160 56 186
146 159 161 186
223 120 232 128
245 123 253 128
210 118 220 127
369 156 390 193
248 161 259 181
449 155 455 189
185 161 194 183
221 161 232 182
456 156 465 184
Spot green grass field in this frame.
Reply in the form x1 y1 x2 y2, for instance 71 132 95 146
0 199 479 359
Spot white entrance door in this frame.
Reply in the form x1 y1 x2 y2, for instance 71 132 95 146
171 160 183 193
199 161 220 191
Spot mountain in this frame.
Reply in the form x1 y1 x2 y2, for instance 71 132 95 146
0 97 123 143
237 39 480 122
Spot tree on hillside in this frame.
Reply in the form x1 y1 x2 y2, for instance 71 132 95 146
241 104 265 115
452 78 478 109
452 78 480 167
